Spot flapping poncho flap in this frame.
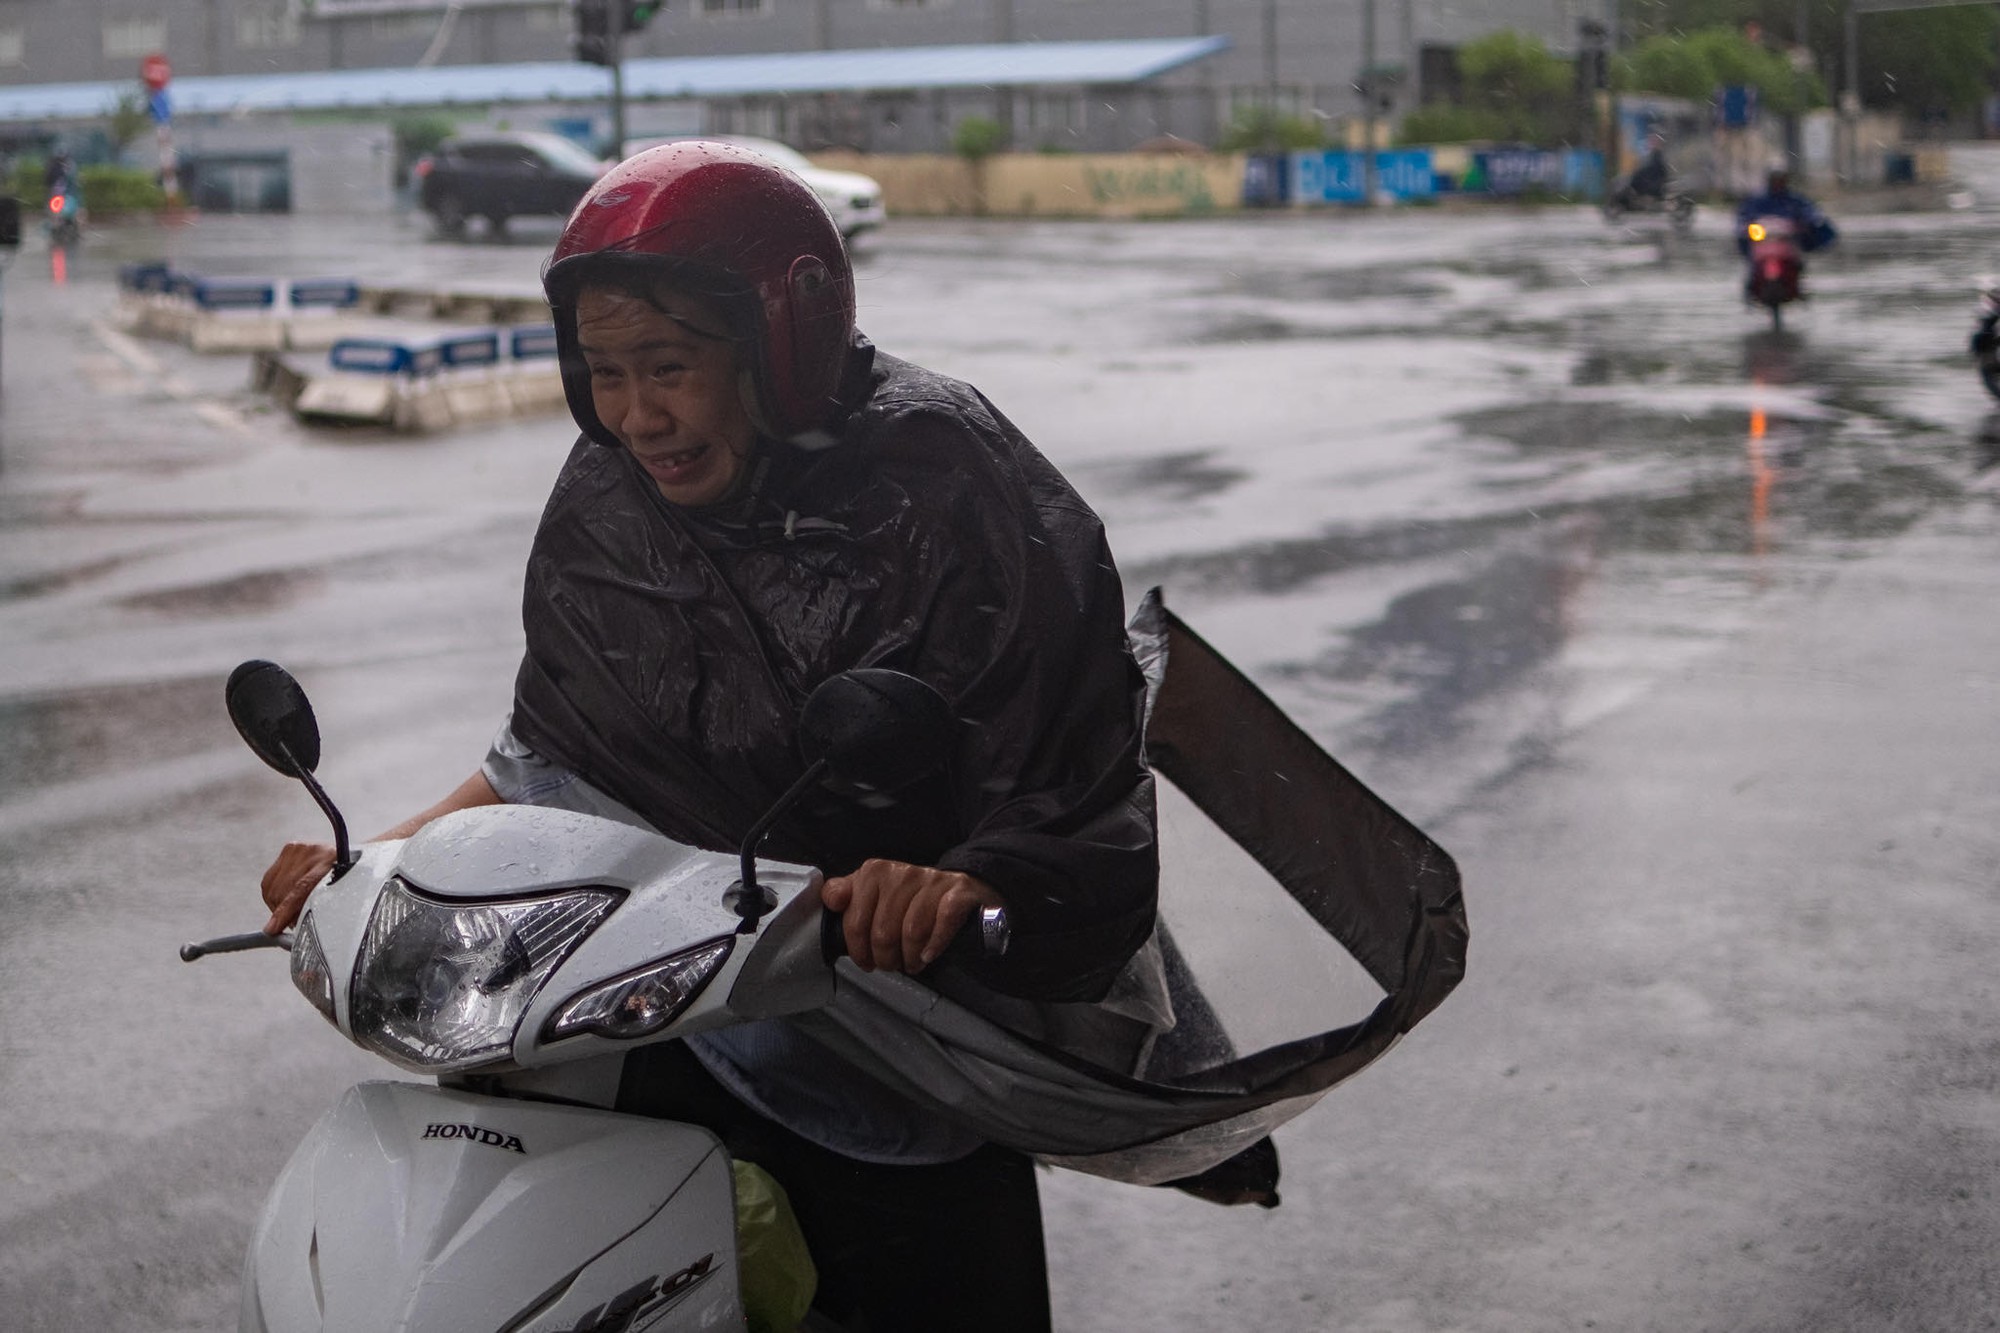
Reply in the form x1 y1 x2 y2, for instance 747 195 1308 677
794 589 1468 1184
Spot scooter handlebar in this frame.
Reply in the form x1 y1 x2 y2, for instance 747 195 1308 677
179 931 293 962
820 904 1012 967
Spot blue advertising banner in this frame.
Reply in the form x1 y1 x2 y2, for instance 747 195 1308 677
1291 150 1365 203
1288 150 1438 204
1374 150 1437 200
1468 148 1603 197
1266 147 1601 205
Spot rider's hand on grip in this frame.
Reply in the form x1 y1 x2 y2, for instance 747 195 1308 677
262 841 336 935
819 859 1010 970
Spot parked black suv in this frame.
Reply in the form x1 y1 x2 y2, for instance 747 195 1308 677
413 132 607 237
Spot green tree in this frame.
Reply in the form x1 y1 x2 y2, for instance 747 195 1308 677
1394 104 1508 145
951 115 1007 162
104 89 152 160
1860 6 1997 115
391 113 458 186
1399 30 1587 144
1622 0 1996 115
1216 106 1326 151
1615 26 1825 115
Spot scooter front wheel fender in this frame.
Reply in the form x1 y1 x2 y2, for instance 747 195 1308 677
242 1081 745 1332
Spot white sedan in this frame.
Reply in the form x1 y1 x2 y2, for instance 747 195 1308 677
625 134 887 239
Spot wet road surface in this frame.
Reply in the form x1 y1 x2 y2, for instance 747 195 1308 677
3 190 1998 1329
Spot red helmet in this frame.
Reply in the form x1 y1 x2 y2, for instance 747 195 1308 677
543 141 856 443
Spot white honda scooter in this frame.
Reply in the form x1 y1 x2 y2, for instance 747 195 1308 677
184 660 1007 1332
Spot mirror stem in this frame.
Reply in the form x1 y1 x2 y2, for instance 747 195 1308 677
732 757 827 933
282 741 354 880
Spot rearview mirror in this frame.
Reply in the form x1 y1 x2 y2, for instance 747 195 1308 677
799 669 957 793
225 659 322 777
0 197 19 250
225 659 355 877
731 669 958 932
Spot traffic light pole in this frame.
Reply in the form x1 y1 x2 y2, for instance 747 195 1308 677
577 0 657 159
610 29 627 160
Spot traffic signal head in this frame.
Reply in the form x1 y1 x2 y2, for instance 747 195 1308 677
573 0 614 66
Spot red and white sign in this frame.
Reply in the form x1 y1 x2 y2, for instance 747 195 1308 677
141 53 171 91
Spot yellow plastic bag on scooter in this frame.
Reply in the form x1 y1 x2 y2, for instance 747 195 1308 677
732 1160 817 1333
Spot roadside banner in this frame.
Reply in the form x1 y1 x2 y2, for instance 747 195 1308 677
1469 148 1604 198
1268 146 1602 204
1288 149 1437 204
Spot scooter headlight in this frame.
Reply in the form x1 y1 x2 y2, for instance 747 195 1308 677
545 936 735 1043
349 876 618 1072
289 912 337 1027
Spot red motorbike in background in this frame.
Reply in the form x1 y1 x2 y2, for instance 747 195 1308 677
1970 277 2000 400
1743 215 1803 329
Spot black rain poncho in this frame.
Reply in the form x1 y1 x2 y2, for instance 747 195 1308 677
510 337 1159 1002
508 336 1468 1184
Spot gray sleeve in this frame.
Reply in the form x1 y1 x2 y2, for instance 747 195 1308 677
482 716 657 833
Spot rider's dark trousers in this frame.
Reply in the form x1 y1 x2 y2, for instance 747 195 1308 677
618 1038 1053 1333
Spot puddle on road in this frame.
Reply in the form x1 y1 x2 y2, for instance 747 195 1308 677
1189 314 1449 345
0 674 231 805
1217 268 1453 304
1284 546 1586 756
0 490 87 526
1075 450 1250 507
1134 385 1972 776
0 553 135 602
114 568 320 616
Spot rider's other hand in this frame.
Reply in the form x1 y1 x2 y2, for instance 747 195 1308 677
261 841 336 935
820 860 1006 974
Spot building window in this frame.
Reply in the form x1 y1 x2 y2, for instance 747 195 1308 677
103 17 167 60
525 5 568 31
237 9 301 49
698 0 769 16
1029 92 1083 136
0 28 23 67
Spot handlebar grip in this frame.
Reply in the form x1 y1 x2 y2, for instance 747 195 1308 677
180 931 293 962
820 905 1011 966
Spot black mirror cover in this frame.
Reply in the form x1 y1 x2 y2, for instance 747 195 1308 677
0 197 20 249
799 669 956 793
225 660 322 777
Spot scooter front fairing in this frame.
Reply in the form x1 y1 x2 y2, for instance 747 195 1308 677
242 1081 742 1333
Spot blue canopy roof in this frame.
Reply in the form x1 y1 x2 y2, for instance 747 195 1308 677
0 37 1230 123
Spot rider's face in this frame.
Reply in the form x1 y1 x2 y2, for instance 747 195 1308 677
576 285 757 508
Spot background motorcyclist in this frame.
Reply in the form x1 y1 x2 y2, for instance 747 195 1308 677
258 140 1158 1332
1625 135 1670 204
1735 167 1837 255
42 151 74 198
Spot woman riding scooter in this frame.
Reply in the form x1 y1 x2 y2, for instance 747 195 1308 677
258 140 1160 1332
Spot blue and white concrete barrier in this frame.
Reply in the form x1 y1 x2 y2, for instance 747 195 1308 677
285 279 366 350
118 265 372 351
294 323 567 430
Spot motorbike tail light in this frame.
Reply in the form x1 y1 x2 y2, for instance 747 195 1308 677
47 195 64 214
412 158 433 179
